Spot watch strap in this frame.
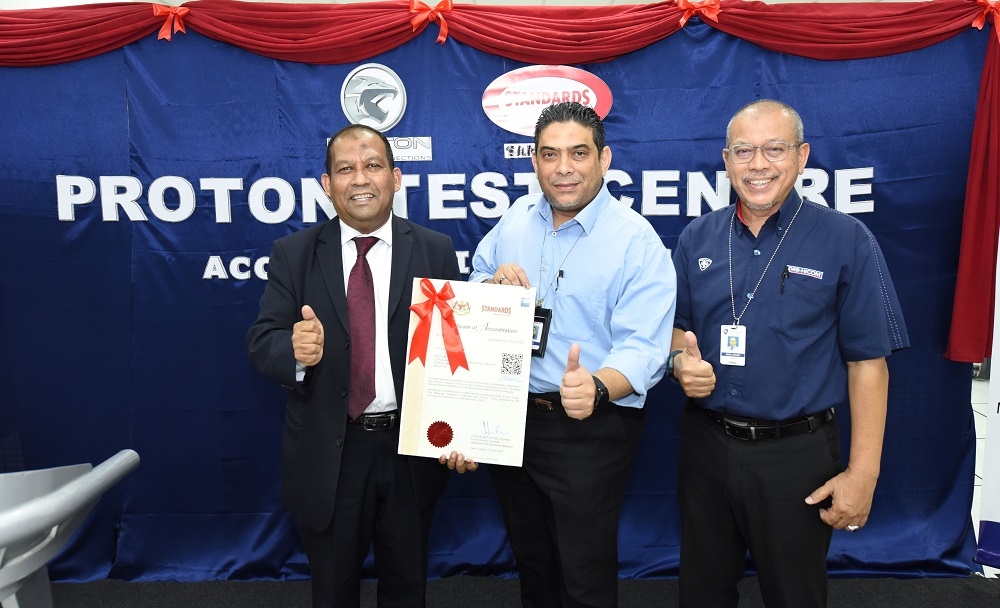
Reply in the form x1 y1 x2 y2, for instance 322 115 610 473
667 349 684 383
592 375 610 411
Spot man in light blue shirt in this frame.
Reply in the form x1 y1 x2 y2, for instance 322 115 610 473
468 102 676 608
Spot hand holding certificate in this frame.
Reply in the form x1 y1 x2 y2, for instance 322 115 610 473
399 278 535 467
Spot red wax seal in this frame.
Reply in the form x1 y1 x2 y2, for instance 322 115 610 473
427 421 453 448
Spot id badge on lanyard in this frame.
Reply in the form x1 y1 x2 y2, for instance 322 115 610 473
720 325 746 366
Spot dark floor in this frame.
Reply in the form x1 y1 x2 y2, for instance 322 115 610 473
51 574 1000 608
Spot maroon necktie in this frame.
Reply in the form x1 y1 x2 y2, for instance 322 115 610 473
347 236 378 420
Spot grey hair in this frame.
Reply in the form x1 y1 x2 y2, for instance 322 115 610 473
725 99 804 146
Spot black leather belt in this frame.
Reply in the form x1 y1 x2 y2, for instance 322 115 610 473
702 408 833 441
347 412 398 431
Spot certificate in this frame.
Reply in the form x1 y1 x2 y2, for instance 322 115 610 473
399 278 536 467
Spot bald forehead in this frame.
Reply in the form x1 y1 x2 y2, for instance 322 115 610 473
331 130 389 159
728 104 798 144
334 128 378 147
726 99 804 146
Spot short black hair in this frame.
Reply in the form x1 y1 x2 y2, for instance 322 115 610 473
533 102 606 153
325 124 395 174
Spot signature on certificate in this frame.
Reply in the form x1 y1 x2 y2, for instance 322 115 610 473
481 420 509 437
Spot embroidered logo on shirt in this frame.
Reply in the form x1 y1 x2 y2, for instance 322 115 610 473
698 258 712 271
788 265 824 280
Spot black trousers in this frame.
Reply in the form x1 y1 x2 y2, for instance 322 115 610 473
301 424 435 608
678 401 841 608
488 396 644 608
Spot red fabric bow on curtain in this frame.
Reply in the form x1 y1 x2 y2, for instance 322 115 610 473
152 5 188 42
973 0 1000 41
410 0 453 45
408 278 469 374
677 0 721 28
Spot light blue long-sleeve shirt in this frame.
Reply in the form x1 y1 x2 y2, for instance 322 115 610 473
470 184 676 408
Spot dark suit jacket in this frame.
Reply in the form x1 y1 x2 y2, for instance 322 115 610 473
246 215 461 532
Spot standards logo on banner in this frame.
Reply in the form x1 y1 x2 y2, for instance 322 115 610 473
481 65 613 137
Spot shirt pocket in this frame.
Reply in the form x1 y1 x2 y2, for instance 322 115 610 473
551 285 605 342
768 273 836 341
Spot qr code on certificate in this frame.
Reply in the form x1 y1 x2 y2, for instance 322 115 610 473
500 353 523 376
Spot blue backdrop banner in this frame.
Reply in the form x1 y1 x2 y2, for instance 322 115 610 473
0 23 986 581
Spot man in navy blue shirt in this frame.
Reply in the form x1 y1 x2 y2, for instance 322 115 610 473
669 99 909 607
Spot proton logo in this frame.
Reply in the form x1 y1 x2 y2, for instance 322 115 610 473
341 64 407 132
698 258 713 271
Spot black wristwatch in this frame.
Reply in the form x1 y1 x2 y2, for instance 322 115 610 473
592 375 610 412
666 349 684 383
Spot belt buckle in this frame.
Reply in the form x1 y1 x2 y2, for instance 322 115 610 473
361 413 393 431
723 418 753 440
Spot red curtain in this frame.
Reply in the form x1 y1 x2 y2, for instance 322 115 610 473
0 0 987 66
0 0 995 360
951 31 1000 361
0 3 159 66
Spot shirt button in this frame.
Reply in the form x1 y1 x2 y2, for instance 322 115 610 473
551 231 558 236
747 293 754 300
753 249 761 256
336 438 343 447
341 388 348 398
729 389 738 396
345 340 351 349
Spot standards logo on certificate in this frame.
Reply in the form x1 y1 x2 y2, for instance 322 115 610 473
399 278 536 466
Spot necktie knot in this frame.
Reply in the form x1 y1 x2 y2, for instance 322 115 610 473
354 236 378 258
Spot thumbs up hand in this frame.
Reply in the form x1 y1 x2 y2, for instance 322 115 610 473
292 304 325 366
674 331 715 398
560 343 596 420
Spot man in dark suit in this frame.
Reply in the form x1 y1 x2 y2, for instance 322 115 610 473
247 124 474 608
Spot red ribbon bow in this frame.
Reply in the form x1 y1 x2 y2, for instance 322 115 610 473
408 279 469 374
677 0 721 28
973 0 1000 42
153 5 189 42
410 0 453 45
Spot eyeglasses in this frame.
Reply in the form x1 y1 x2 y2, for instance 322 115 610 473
724 141 801 164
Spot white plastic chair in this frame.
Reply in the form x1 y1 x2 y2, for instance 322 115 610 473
0 449 140 608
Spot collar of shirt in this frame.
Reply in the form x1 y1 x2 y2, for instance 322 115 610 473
532 183 612 235
734 192 799 238
338 217 393 249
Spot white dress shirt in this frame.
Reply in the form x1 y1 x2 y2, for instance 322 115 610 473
295 218 397 414
339 219 396 414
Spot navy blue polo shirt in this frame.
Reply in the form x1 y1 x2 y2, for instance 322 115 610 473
673 192 909 420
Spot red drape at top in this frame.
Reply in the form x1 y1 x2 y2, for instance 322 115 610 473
0 0 995 360
0 0 986 66
0 3 160 66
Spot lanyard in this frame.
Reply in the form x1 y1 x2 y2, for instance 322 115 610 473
537 223 584 307
728 198 803 326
